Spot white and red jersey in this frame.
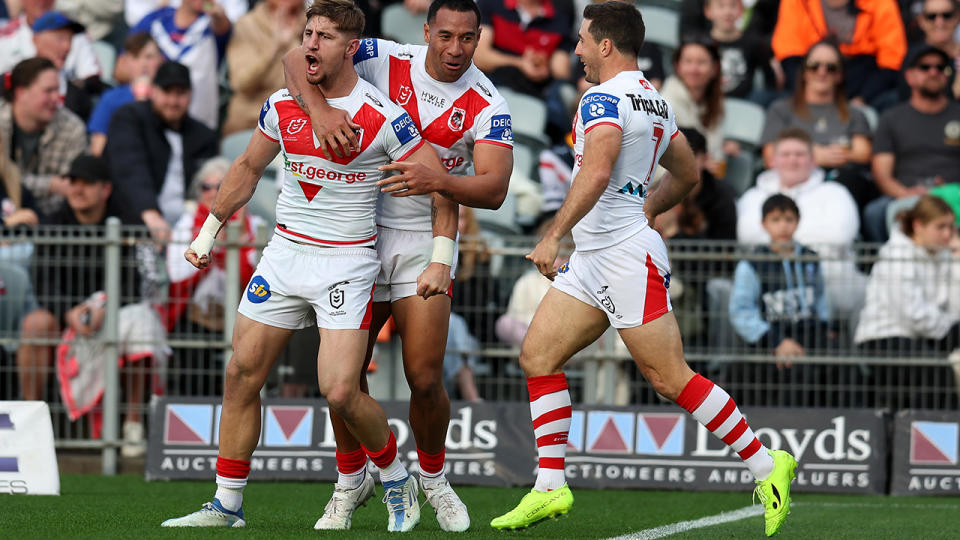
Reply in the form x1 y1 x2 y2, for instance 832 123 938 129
353 38 514 231
571 71 679 251
258 80 424 247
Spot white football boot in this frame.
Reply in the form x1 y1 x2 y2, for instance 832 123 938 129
161 499 245 527
382 474 420 532
422 476 470 532
314 473 376 530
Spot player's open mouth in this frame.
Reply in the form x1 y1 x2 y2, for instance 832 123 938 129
443 61 461 71
305 54 320 75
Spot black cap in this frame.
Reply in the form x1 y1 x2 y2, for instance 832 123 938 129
153 61 192 89
68 154 110 183
905 45 952 69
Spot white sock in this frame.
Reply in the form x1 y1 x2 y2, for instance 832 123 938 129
338 467 366 490
420 468 445 489
378 456 408 484
214 474 246 512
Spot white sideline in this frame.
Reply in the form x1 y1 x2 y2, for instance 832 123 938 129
604 505 762 540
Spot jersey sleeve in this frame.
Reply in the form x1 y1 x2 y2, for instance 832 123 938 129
257 93 281 143
381 105 424 161
473 95 514 149
353 38 395 82
579 90 625 134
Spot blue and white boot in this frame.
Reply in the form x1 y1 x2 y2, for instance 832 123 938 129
382 474 420 532
161 499 245 527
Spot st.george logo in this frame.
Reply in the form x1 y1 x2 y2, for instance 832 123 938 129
448 107 466 132
247 276 271 303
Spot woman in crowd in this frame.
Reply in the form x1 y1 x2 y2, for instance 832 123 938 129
760 41 875 208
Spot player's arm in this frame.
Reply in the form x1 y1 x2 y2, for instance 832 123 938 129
185 131 280 268
378 142 513 209
281 47 360 159
400 143 461 298
644 130 700 220
527 124 622 278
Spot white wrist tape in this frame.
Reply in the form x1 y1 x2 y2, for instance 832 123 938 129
189 213 223 258
430 236 456 266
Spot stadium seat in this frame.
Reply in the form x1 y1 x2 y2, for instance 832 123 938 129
92 40 117 85
499 88 549 145
853 103 879 132
475 192 520 235
885 194 921 234
639 6 679 50
723 151 757 196
380 3 428 45
221 129 254 162
512 142 537 181
722 98 766 147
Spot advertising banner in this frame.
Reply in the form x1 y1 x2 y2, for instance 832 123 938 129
890 410 960 495
0 401 60 495
148 398 886 494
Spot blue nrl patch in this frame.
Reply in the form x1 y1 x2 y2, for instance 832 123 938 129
247 276 271 303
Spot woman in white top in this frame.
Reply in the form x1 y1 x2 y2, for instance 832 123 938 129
856 195 960 354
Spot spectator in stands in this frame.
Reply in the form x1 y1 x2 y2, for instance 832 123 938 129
444 312 482 402
865 45 960 241
704 0 783 102
0 1 103 98
738 127 866 319
221 0 303 136
453 206 502 345
537 136 574 224
55 0 124 43
163 157 260 333
912 0 960 79
131 0 232 130
105 61 218 240
760 41 875 209
88 32 164 156
125 0 249 28
0 57 86 218
474 0 575 137
0 142 39 229
772 0 907 109
661 39 737 176
681 0 781 41
731 193 831 358
856 195 960 354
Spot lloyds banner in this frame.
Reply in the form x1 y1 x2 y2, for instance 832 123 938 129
147 398 886 494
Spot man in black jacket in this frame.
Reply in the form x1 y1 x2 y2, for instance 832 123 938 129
105 61 218 240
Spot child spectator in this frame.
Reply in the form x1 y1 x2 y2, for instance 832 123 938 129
730 193 831 359
703 0 782 102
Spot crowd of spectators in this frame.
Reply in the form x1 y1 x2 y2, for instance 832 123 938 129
1 0 960 438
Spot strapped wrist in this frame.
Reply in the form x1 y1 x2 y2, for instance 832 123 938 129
430 235 456 266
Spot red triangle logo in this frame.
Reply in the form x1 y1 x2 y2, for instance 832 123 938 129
912 426 953 464
166 409 206 444
298 181 322 202
273 408 309 441
643 415 680 450
591 417 629 452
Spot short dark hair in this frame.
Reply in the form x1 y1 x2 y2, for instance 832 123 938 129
762 194 800 220
123 32 155 56
680 127 707 155
4 57 56 102
582 1 645 57
427 0 481 27
775 127 813 148
305 0 365 38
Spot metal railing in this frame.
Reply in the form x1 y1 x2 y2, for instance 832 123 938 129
1 224 958 473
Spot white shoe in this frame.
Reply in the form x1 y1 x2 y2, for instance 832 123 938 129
422 476 470 532
314 474 376 530
121 421 145 458
161 499 245 527
382 474 420 532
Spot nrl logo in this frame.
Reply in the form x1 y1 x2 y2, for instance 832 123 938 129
448 107 466 132
397 86 413 106
287 118 307 135
329 287 344 309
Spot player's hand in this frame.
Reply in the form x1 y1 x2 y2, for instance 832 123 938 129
416 262 451 299
519 49 550 82
378 161 444 196
142 209 171 245
184 248 210 269
527 236 561 280
309 106 361 160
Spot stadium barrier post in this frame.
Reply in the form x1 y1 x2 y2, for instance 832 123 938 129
101 217 122 475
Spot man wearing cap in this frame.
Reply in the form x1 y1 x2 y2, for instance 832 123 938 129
0 1 103 100
864 45 960 241
104 61 218 241
18 153 168 456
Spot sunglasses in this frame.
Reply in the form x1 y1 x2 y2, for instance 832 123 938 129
200 182 220 191
923 10 956 20
805 61 839 73
916 62 950 73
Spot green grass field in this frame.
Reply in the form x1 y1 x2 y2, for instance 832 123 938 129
2 475 958 539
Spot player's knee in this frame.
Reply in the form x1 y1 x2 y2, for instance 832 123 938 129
639 366 683 401
406 368 443 399
223 356 264 394
323 382 357 413
21 309 57 337
518 347 552 377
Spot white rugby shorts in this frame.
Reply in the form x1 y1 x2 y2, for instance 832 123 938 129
372 226 457 303
238 235 379 330
552 226 672 328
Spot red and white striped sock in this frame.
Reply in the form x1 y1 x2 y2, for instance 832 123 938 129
364 431 407 483
336 448 367 490
528 373 572 492
215 456 249 512
676 374 774 481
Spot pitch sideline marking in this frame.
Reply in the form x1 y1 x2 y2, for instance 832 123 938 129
604 505 762 540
